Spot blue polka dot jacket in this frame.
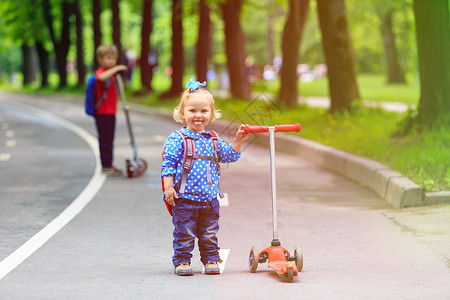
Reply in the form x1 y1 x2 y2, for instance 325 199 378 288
161 127 241 202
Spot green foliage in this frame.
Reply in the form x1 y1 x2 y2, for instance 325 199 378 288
0 0 418 87
387 115 450 191
345 0 416 74
0 44 21 76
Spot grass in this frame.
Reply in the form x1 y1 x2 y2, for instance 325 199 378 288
1 72 448 192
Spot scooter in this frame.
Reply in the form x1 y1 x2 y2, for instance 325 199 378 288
242 123 303 283
115 74 148 178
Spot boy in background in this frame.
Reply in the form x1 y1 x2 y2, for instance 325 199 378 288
94 44 127 176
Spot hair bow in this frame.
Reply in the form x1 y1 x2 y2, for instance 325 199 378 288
185 77 206 91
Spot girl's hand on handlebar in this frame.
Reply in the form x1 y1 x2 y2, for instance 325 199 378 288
232 124 250 153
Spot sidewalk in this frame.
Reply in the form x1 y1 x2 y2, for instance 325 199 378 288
299 96 415 113
212 90 415 113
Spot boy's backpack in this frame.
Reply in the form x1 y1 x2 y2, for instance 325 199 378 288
161 130 224 216
84 74 111 116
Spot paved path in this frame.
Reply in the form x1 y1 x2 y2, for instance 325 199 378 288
213 90 415 113
299 96 414 113
0 93 448 299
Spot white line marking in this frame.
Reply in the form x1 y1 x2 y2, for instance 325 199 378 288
202 249 230 274
6 140 15 147
0 101 105 280
151 134 166 142
218 249 230 273
5 130 14 138
0 153 11 161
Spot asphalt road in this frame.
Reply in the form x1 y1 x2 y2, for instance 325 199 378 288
0 92 449 299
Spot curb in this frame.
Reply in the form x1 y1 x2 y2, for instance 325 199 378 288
130 104 448 209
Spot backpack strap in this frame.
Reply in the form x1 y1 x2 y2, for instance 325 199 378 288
95 78 112 110
174 130 195 194
208 130 224 198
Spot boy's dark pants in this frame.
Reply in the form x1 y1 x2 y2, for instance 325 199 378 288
95 114 116 168
172 198 221 267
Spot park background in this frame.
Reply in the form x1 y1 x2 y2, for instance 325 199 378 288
0 0 449 194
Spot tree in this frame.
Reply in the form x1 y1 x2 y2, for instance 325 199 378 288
379 8 406 83
1 1 50 87
195 0 211 83
279 0 310 107
266 0 276 66
140 0 154 91
43 0 75 89
111 0 124 64
20 43 35 85
368 0 407 83
220 0 251 100
413 0 450 127
92 0 103 70
35 42 50 87
163 0 184 98
317 0 360 112
74 0 86 87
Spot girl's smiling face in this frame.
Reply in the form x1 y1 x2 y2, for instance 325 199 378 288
181 95 212 132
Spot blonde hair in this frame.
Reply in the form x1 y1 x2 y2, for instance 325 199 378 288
96 44 118 59
173 88 222 124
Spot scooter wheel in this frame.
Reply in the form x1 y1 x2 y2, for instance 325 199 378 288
126 159 134 178
286 268 294 283
249 246 259 273
138 159 148 174
294 245 303 272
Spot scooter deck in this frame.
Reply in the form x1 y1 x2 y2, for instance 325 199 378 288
260 246 299 276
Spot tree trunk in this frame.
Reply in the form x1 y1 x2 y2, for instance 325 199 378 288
381 10 406 84
413 0 450 127
317 0 360 113
220 0 251 100
74 0 86 87
279 0 310 107
140 0 154 91
21 43 34 86
267 0 275 65
57 1 73 89
92 0 102 70
195 0 211 83
164 0 184 98
42 0 73 88
111 0 124 65
35 41 50 88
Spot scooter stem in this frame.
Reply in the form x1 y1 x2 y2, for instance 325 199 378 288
116 74 138 161
269 126 279 244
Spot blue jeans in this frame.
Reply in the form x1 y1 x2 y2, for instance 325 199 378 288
172 198 221 267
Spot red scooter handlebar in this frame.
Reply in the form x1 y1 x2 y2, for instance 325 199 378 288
275 123 302 132
242 123 301 134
